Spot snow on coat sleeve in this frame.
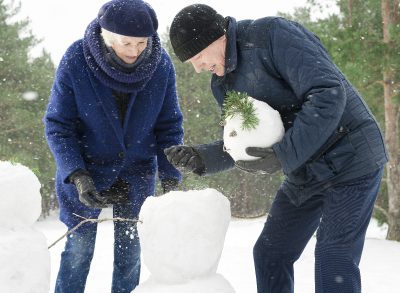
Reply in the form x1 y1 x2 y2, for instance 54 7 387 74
43 57 86 183
154 59 184 181
269 18 347 174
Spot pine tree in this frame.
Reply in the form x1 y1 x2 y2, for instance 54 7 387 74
0 0 57 215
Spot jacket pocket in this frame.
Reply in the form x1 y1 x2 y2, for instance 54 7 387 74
308 126 349 162
307 134 356 182
285 126 356 190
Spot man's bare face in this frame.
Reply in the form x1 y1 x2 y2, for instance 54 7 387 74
187 36 227 77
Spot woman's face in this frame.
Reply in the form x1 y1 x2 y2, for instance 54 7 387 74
111 36 148 64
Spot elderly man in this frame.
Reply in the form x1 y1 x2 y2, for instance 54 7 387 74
165 4 387 293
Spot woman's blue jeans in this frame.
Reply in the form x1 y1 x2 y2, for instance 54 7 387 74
253 168 384 293
55 203 140 293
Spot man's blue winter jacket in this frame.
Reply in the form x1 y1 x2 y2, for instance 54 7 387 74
195 17 387 205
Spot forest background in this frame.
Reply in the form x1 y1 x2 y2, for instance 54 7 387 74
1 0 399 241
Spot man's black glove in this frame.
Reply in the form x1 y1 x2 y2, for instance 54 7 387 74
161 178 179 194
235 147 281 175
164 145 205 175
70 170 108 209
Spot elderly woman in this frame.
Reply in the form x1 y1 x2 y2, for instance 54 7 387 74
43 0 183 292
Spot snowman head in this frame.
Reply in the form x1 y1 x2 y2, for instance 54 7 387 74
222 92 285 161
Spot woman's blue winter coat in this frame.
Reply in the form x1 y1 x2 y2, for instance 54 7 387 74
44 40 183 228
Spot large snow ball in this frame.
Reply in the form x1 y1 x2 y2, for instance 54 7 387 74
0 227 50 293
223 97 285 161
138 188 231 284
0 161 42 228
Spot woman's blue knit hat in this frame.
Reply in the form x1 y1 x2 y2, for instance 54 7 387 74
98 0 158 37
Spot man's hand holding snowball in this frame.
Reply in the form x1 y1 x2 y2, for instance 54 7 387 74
235 147 281 175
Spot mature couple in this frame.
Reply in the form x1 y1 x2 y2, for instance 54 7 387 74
44 0 387 292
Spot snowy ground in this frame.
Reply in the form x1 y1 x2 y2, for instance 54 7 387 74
35 209 399 293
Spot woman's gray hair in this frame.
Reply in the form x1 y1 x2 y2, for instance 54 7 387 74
101 28 124 47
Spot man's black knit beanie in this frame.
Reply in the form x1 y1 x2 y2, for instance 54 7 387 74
169 4 226 62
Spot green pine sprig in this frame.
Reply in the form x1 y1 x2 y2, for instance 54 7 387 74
222 91 259 131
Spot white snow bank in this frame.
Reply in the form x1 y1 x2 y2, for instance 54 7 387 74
0 227 50 293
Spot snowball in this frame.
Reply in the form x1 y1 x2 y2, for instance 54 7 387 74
134 274 235 293
0 161 42 228
138 189 231 284
223 97 285 161
0 227 50 293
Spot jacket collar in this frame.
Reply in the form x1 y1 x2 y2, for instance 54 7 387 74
224 17 238 75
213 17 237 84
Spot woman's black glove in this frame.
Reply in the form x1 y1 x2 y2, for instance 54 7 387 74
164 145 205 175
235 147 281 175
70 170 108 209
161 178 179 194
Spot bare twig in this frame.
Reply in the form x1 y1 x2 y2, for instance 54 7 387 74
47 213 142 249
